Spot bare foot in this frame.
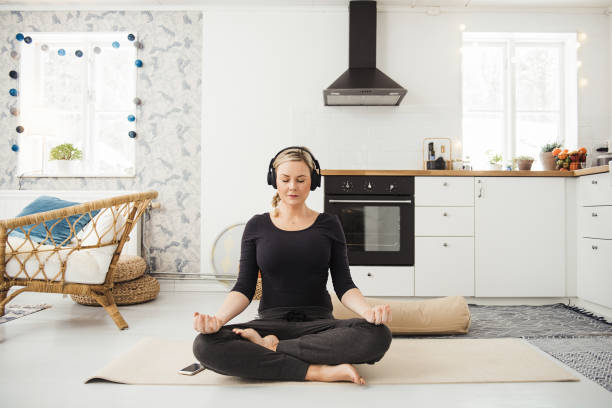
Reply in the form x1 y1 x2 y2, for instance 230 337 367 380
305 364 366 385
232 328 279 352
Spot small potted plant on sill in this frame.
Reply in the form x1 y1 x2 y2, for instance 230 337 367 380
540 142 563 170
486 150 503 170
49 143 83 174
516 155 535 171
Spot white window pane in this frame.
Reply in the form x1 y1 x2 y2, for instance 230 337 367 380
462 44 505 111
515 46 561 111
42 44 86 111
42 112 84 164
17 134 44 175
92 113 135 175
516 112 560 157
93 44 135 111
462 112 505 170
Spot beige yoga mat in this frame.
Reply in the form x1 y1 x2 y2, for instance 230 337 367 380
85 337 580 386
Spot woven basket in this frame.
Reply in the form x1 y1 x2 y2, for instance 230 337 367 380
113 255 147 283
71 275 160 306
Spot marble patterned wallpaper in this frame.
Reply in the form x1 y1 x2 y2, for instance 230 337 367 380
0 10 202 275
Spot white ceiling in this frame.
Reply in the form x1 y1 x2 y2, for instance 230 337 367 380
1 0 612 9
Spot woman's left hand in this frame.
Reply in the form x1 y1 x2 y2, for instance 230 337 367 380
362 304 392 325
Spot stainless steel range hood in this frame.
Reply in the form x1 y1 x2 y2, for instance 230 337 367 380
323 0 406 106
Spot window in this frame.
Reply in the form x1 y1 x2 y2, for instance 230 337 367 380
17 32 137 177
462 32 578 170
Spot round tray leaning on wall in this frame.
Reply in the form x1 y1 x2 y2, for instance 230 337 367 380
71 255 160 306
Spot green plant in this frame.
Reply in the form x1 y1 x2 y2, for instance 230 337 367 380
541 142 563 153
516 155 534 161
49 143 82 161
486 150 503 165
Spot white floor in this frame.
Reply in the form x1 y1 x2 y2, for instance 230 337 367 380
1 288 611 408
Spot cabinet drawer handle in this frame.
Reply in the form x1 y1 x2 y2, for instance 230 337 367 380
442 242 448 247
592 245 598 250
443 212 448 217
592 212 598 217
443 182 448 186
367 272 372 277
592 180 598 184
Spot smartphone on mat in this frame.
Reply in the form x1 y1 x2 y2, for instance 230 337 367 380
178 363 205 376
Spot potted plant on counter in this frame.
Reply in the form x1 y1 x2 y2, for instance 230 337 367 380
516 155 535 170
540 142 562 170
486 150 503 170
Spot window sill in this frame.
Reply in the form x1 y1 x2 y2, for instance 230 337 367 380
18 173 136 178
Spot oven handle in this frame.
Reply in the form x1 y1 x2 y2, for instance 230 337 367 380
327 199 412 204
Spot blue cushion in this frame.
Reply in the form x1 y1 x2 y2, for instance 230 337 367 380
9 196 100 245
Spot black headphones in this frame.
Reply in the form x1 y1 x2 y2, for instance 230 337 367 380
267 146 321 191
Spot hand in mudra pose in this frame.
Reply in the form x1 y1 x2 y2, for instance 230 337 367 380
362 304 392 325
193 312 223 334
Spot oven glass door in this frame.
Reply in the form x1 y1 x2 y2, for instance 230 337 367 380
325 196 414 266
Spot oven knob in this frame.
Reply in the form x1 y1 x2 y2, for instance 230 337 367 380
363 181 375 191
341 180 353 192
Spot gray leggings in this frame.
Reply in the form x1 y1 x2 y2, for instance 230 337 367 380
192 306 393 381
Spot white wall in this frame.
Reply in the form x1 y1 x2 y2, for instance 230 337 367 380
201 6 609 275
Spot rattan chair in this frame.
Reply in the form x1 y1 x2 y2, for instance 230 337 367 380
0 191 158 330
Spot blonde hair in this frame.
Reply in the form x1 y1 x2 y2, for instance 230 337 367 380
270 146 317 217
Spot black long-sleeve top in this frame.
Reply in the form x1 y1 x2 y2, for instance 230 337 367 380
230 211 358 315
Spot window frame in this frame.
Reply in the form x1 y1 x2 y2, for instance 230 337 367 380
17 31 137 178
462 32 578 168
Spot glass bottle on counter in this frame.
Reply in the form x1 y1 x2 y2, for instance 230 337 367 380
462 156 472 170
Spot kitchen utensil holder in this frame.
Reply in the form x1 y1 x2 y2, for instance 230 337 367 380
422 137 453 170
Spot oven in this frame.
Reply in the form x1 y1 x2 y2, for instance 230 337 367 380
324 175 414 266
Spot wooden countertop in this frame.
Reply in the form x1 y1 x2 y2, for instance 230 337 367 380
321 165 610 177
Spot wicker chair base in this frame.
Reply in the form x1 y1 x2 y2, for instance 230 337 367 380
71 275 160 306
253 277 262 300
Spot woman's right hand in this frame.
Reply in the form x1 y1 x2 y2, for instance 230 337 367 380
193 312 223 334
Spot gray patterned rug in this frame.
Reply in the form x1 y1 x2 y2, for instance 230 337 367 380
394 303 612 392
0 304 52 324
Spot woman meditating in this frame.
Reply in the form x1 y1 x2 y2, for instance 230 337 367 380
192 146 392 385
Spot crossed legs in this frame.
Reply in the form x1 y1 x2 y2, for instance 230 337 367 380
192 317 392 384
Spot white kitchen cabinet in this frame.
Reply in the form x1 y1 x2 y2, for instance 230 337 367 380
415 237 474 296
474 177 565 297
579 172 612 206
577 171 612 308
415 177 474 206
415 176 474 296
415 206 474 236
580 206 612 240
328 266 414 297
578 239 612 309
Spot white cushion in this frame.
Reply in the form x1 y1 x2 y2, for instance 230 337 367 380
76 207 127 246
5 236 117 284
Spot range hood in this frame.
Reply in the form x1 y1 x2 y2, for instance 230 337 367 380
323 0 406 106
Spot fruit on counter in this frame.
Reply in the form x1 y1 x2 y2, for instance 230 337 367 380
553 147 587 170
